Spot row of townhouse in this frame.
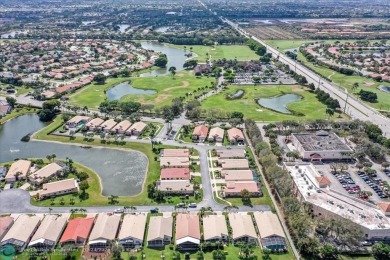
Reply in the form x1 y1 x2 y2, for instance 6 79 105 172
192 125 245 144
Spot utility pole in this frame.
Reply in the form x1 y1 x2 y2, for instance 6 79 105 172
343 90 349 113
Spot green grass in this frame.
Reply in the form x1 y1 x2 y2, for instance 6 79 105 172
16 248 82 260
121 70 216 107
68 76 131 109
166 44 259 62
297 52 390 111
0 107 38 125
265 40 316 51
14 86 33 96
201 84 346 121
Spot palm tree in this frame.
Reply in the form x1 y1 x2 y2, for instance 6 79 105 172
352 82 359 92
326 108 334 119
169 66 176 79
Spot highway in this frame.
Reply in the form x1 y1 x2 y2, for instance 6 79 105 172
223 18 390 137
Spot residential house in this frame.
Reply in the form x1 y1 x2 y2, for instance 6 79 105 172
160 168 191 180
127 121 147 136
0 100 12 116
157 180 194 195
37 179 79 199
208 127 224 143
1 215 41 252
85 118 104 131
160 157 190 168
88 214 120 251
118 214 147 250
147 216 173 247
218 159 249 170
217 149 246 159
66 116 91 128
0 216 14 241
0 166 7 181
223 170 254 182
253 212 287 250
60 217 95 246
28 215 68 251
161 149 190 158
29 162 64 185
5 159 31 183
228 213 257 245
227 128 244 144
112 120 132 134
99 119 117 133
192 125 208 142
203 215 228 242
175 214 201 251
224 181 260 197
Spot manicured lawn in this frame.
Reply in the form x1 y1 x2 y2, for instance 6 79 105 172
68 76 131 109
201 84 343 121
0 107 38 125
265 40 316 51
167 44 259 62
31 116 185 206
14 86 33 96
16 248 82 260
297 52 390 111
121 70 216 107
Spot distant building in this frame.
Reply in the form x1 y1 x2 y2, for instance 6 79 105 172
227 128 244 144
29 162 64 185
66 116 91 128
218 159 249 170
5 159 31 183
161 149 190 158
127 121 147 136
0 166 8 180
160 168 191 180
224 181 260 197
192 125 208 142
37 178 79 199
175 214 201 251
291 131 353 161
228 213 257 245
60 217 94 246
223 170 254 181
118 214 147 250
208 127 224 143
99 119 117 133
160 157 190 168
147 216 173 247
203 215 228 242
85 118 104 131
112 120 132 134
194 64 212 75
217 149 246 159
253 212 287 250
157 180 194 195
0 100 12 116
88 213 120 251
0 216 14 241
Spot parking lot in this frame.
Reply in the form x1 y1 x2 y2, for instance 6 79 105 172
233 70 296 85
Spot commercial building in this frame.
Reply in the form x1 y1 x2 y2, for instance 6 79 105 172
175 214 201 251
60 217 94 246
161 149 190 158
5 159 31 183
112 120 132 134
147 216 173 247
192 125 208 142
291 131 353 161
208 127 224 143
85 118 104 131
28 215 68 251
99 119 117 133
228 213 257 245
0 216 14 241
224 181 260 197
203 215 228 242
118 214 147 250
29 162 64 185
38 178 79 199
218 159 249 170
285 163 390 241
217 149 246 159
157 180 194 195
0 99 12 116
160 168 191 180
66 116 91 128
227 128 244 144
160 157 190 168
88 213 120 251
127 121 147 136
253 212 287 250
1 215 41 252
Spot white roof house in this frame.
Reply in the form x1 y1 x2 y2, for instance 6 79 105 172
228 213 257 244
1 215 41 251
147 216 173 247
253 211 287 250
118 214 147 247
203 215 228 242
88 214 120 246
28 215 68 250
29 162 63 185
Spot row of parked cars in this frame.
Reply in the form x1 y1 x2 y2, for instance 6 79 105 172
334 172 361 194
357 172 389 199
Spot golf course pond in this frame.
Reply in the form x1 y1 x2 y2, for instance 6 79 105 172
227 90 244 99
379 85 390 94
0 114 148 196
107 82 156 100
257 94 302 114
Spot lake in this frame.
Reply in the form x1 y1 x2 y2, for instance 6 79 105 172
118 24 130 33
227 90 244 99
107 82 156 100
257 94 301 114
379 85 390 94
0 114 148 196
140 41 188 77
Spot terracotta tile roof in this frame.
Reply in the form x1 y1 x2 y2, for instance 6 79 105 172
227 128 244 141
175 214 200 240
160 168 191 179
315 176 331 186
378 202 390 213
193 125 209 138
60 217 94 243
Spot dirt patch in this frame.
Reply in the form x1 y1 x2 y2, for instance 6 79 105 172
291 85 305 92
364 81 375 87
154 94 172 103
175 73 185 78
164 81 190 91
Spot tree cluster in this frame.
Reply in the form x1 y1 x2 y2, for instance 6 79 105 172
314 88 341 110
358 89 378 103
38 100 60 121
